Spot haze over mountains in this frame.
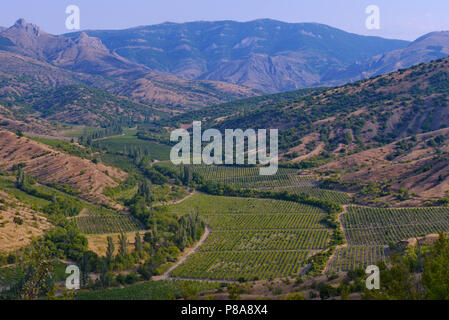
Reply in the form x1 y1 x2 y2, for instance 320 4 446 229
69 19 411 93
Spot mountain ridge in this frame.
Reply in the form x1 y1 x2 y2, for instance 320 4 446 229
325 31 449 85
66 19 409 93
0 19 259 109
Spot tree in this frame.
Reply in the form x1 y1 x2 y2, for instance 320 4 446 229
106 236 115 264
80 252 90 288
422 233 449 299
14 241 56 300
134 232 142 254
16 167 26 189
118 233 128 257
138 179 153 203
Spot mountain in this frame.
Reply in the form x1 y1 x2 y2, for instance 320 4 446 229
0 19 139 75
210 57 449 148
326 31 449 85
0 50 165 127
156 57 449 203
0 19 259 110
67 19 409 93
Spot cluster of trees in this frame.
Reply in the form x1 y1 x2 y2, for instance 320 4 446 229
363 233 449 300
1 209 202 298
79 124 123 145
16 168 83 216
1 214 89 299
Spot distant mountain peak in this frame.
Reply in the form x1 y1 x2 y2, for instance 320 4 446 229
12 18 43 36
74 31 108 50
14 18 27 27
77 31 90 40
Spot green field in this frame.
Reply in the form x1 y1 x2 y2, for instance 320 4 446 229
75 280 220 300
72 214 144 235
71 205 145 235
167 193 325 215
158 163 351 204
342 206 449 245
0 176 51 208
27 136 92 160
164 193 331 281
267 186 351 204
170 250 311 281
325 205 449 272
326 246 389 273
95 131 171 161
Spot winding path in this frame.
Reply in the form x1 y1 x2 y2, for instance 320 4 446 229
324 205 348 273
152 226 210 281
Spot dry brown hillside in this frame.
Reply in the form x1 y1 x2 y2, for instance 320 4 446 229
318 128 449 204
0 190 51 253
0 130 126 208
0 104 56 135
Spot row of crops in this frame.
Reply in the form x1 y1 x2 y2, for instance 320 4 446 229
203 212 325 230
262 186 351 204
170 250 312 281
187 165 298 180
73 215 144 234
158 162 317 188
214 174 317 189
341 206 449 245
179 164 351 204
326 246 389 273
167 194 325 215
198 230 330 252
166 193 331 280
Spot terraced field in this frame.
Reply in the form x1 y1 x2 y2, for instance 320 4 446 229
264 186 351 204
158 163 351 204
326 246 389 273
73 214 144 235
342 206 449 245
165 193 330 280
325 206 449 272
168 194 325 215
72 206 144 235
170 250 311 281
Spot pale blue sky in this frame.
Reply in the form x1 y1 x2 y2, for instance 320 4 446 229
1 0 449 40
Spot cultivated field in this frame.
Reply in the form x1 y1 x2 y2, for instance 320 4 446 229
165 194 331 281
159 163 351 204
342 206 449 245
326 205 449 271
73 214 143 235
72 206 144 235
326 246 389 273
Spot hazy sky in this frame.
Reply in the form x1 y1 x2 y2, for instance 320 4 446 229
1 0 449 40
